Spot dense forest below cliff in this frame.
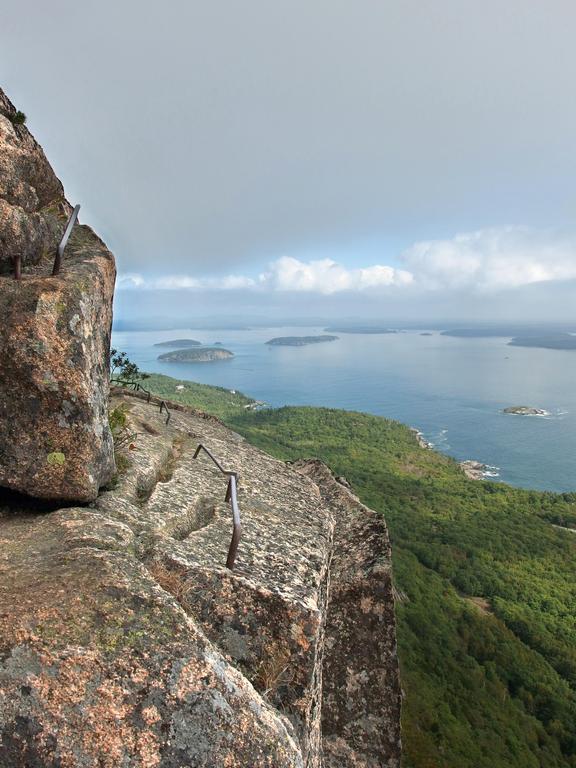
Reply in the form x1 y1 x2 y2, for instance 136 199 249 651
140 374 576 768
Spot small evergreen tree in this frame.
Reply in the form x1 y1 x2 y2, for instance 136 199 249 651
10 111 26 125
109 348 149 382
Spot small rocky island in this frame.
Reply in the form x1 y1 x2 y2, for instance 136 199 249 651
154 338 202 347
503 405 549 416
158 347 234 362
266 335 339 346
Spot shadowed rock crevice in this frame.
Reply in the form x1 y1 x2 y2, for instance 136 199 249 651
0 486 77 516
169 497 218 540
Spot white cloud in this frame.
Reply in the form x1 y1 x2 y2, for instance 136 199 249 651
403 227 576 292
219 275 257 290
118 257 413 294
119 273 256 291
259 257 413 294
117 227 576 297
154 275 202 289
117 272 145 288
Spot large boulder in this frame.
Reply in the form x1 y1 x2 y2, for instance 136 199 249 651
0 505 303 768
0 88 115 501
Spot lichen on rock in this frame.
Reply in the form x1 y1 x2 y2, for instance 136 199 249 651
0 390 402 766
0 87 115 501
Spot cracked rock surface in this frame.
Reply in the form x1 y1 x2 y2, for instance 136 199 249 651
0 392 401 766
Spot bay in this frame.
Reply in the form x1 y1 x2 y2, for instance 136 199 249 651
112 326 576 493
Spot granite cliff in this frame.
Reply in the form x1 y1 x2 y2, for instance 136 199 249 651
0 88 401 767
0 88 115 501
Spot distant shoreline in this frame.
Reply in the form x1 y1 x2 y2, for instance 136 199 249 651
266 335 338 346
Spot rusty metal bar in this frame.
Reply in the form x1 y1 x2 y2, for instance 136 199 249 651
225 474 242 569
133 382 151 402
193 443 242 570
159 400 171 424
52 204 80 276
13 254 21 280
193 443 228 475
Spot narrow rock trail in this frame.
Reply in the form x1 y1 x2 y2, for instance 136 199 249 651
0 391 401 767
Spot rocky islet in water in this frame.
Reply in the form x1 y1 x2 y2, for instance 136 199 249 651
503 405 549 416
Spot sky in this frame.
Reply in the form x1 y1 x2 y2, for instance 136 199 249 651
2 0 576 323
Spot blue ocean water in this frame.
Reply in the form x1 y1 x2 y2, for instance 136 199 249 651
112 326 576 493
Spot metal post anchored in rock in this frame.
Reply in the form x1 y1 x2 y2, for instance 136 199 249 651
12 254 21 280
52 204 81 276
193 443 242 569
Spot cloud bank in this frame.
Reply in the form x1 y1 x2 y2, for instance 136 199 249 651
118 227 576 298
259 257 413 293
403 228 576 292
3 0 576 280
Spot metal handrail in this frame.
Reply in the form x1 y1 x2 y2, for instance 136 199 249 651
52 204 81 276
159 400 171 424
13 254 21 280
193 443 242 570
110 378 171 424
11 203 80 280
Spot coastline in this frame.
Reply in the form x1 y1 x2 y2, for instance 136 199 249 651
411 428 499 481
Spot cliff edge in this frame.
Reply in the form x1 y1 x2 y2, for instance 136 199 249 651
0 88 401 766
0 392 401 766
0 88 115 501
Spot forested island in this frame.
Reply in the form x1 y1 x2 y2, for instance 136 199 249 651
441 327 576 344
158 347 234 362
509 333 576 350
266 335 338 346
154 338 202 347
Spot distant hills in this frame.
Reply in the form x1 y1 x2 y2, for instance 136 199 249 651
441 327 576 350
509 333 576 350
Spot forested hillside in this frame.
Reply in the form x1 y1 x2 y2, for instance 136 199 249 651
142 376 576 767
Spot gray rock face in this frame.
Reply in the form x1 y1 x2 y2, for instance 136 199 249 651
0 391 402 766
295 460 402 767
0 87 116 500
